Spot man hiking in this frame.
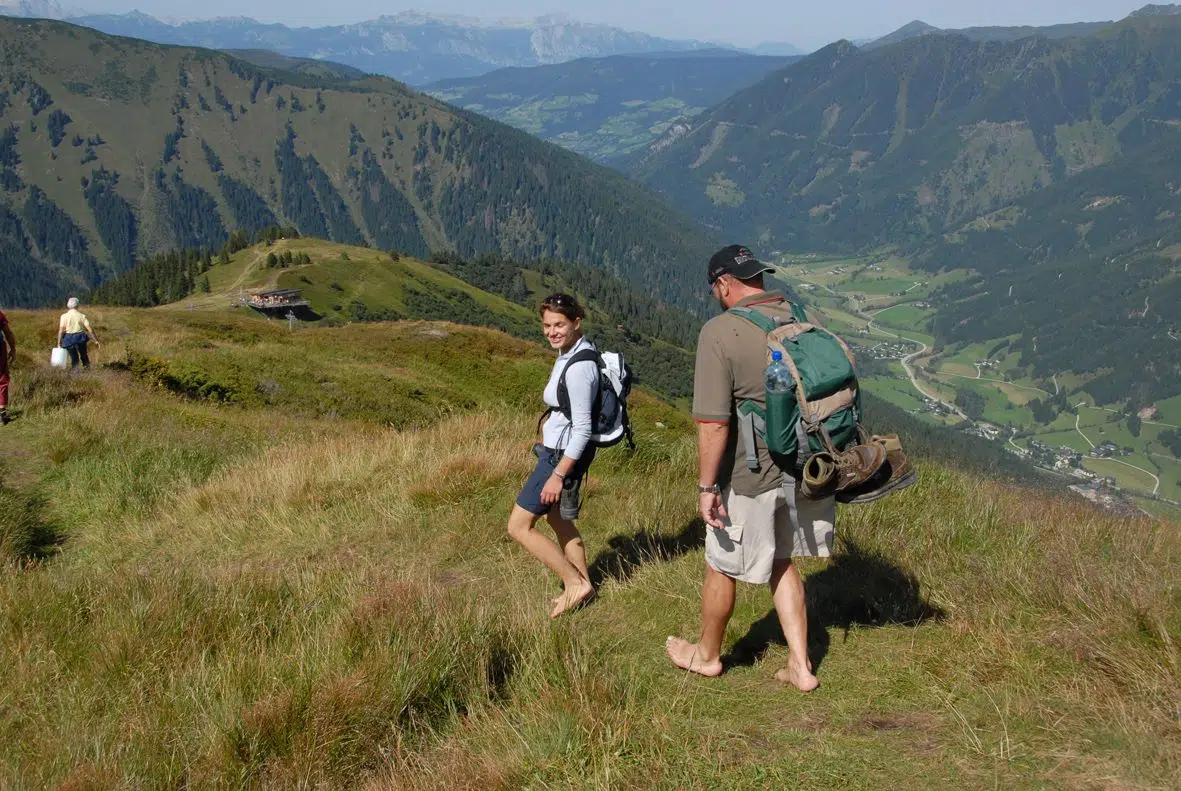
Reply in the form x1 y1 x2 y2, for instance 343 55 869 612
0 307 14 425
666 245 835 691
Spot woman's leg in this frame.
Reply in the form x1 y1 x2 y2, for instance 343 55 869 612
67 345 80 368
78 342 90 368
507 505 593 618
546 511 590 584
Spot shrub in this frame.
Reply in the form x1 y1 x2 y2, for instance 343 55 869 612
117 352 246 403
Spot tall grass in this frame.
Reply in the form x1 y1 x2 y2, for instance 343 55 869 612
0 308 1177 788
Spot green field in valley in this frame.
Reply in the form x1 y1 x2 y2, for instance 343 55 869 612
776 251 1181 512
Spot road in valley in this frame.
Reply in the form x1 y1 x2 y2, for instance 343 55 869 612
1074 407 1161 495
798 275 970 420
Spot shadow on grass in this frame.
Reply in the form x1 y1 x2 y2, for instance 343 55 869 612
0 475 64 564
588 517 706 588
722 539 945 673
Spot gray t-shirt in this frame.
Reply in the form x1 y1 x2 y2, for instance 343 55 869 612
692 292 801 497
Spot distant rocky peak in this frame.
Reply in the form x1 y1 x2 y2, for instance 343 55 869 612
1128 3 1181 17
0 0 75 19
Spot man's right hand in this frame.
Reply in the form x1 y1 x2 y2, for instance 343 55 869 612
699 491 728 530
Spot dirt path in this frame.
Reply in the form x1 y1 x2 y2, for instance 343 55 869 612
937 370 1052 397
226 249 273 295
1074 411 1097 450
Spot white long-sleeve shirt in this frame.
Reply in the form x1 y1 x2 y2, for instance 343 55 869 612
542 336 599 461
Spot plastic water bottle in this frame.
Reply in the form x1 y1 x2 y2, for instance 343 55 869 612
765 350 794 394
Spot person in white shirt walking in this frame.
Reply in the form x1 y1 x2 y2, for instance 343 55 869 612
508 293 600 618
57 297 100 368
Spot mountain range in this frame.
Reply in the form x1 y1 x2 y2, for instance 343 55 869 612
0 17 714 310
417 8 1177 164
425 51 797 163
633 12 1181 250
0 5 753 85
632 12 1181 405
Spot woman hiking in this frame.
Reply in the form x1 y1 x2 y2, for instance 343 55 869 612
508 293 600 618
57 298 99 368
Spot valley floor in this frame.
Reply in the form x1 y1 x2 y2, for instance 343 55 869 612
0 308 1178 789
778 252 1181 517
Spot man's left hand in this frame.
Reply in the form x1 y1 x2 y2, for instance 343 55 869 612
699 491 727 530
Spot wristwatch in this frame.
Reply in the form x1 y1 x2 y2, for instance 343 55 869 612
697 483 721 494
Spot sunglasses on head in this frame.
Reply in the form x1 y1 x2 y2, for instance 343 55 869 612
542 294 576 307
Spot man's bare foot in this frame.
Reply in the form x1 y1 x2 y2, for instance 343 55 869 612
665 636 723 677
549 580 595 618
774 655 819 692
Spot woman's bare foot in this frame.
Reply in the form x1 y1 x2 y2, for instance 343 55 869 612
549 579 595 618
665 636 723 677
773 654 819 692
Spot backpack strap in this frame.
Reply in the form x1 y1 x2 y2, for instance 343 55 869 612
727 306 781 334
555 347 602 419
728 299 807 333
736 401 766 472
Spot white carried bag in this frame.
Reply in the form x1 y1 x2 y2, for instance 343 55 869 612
50 347 69 368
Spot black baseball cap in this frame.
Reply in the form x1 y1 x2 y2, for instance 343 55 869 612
707 244 775 285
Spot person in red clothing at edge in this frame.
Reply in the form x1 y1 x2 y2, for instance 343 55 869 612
665 245 836 692
0 308 15 425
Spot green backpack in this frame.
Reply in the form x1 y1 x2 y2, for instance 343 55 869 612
729 304 864 473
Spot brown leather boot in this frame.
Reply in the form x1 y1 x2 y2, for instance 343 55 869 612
800 451 838 499
837 434 917 504
833 442 887 493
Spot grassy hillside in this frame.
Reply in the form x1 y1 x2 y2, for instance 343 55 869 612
89 236 1061 482
425 52 796 163
0 18 715 311
94 237 703 400
0 301 1177 788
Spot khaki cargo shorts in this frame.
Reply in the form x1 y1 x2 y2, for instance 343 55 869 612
704 480 835 584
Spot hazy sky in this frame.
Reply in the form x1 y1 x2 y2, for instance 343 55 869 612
82 0 1152 49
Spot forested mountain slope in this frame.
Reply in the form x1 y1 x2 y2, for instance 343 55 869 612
632 15 1181 251
629 14 1181 408
862 18 1113 50
923 134 1181 406
0 18 715 310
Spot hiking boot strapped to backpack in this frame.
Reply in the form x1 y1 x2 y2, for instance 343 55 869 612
729 304 888 496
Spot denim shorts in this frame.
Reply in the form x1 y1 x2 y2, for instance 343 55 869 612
61 332 88 349
516 444 596 520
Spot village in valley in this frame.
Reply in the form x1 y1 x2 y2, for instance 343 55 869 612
777 253 1181 520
